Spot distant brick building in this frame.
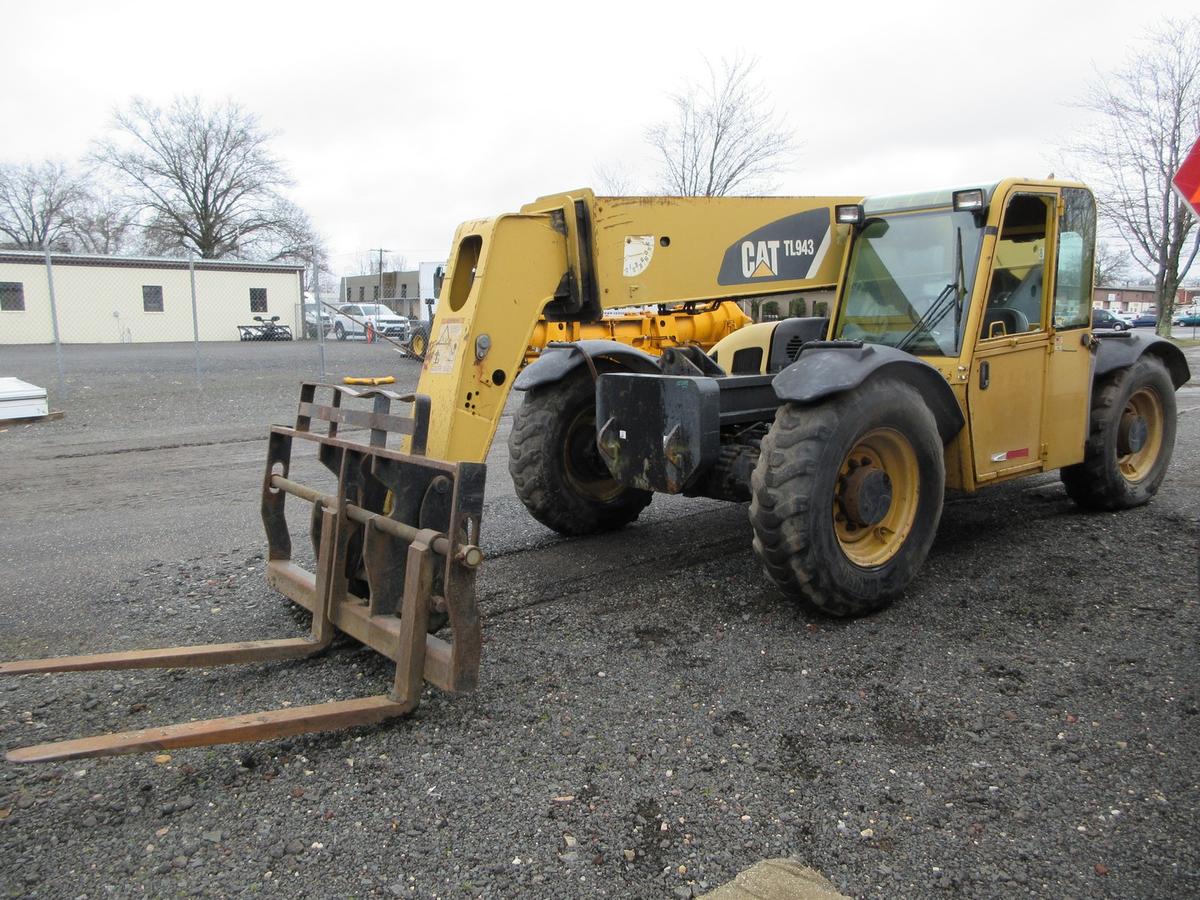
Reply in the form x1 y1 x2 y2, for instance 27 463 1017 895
1092 284 1200 314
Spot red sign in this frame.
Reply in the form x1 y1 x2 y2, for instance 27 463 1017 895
1174 135 1200 219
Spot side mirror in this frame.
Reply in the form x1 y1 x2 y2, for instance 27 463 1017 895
270 316 280 322
253 316 263 322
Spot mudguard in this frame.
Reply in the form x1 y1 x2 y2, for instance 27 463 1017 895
772 342 965 444
512 340 661 391
1093 331 1190 388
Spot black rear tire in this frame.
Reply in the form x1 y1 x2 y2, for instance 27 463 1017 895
1061 355 1176 510
408 323 430 360
749 378 945 617
508 370 652 535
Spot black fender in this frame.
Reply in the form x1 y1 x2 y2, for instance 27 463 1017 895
771 343 965 444
1093 331 1190 389
512 340 661 391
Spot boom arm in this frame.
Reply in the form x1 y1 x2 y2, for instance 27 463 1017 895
414 188 861 462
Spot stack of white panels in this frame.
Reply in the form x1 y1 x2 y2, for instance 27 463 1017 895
0 377 49 421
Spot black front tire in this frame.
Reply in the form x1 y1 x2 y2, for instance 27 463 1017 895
749 379 945 617
1061 355 1176 510
508 370 652 535
335 323 346 341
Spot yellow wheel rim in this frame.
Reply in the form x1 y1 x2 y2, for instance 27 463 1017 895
411 333 427 356
833 427 920 568
1117 387 1163 483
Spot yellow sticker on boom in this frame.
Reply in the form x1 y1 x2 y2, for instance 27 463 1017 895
426 321 464 375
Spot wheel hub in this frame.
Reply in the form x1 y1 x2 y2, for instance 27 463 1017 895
840 465 893 527
562 408 624 502
1118 413 1148 455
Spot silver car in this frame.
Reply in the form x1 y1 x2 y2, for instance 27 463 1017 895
332 304 411 341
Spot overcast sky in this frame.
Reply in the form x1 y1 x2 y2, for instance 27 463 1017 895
2 0 1193 274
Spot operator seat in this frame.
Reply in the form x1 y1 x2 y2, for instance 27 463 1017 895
981 307 1030 337
1003 266 1043 328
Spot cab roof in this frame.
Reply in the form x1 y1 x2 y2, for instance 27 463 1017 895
863 178 1088 215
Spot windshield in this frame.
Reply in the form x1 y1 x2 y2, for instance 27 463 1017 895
357 304 395 316
834 209 983 356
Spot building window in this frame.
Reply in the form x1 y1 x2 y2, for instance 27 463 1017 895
346 285 352 302
250 288 268 312
0 282 24 312
359 286 365 301
401 284 407 298
142 285 164 312
373 284 380 300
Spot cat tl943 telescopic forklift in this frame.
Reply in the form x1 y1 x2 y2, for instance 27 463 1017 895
2 181 1189 763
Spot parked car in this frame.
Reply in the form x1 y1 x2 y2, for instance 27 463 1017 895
1130 313 1158 328
1090 308 1128 331
1175 312 1200 327
332 304 411 341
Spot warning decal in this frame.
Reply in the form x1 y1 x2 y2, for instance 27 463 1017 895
425 320 464 375
623 235 655 277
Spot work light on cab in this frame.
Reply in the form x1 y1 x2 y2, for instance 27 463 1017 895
952 188 986 213
835 204 865 225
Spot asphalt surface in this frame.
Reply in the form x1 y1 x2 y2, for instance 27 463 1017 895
0 341 1197 899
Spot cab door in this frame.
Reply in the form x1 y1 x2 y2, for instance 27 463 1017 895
967 190 1056 482
1041 187 1097 470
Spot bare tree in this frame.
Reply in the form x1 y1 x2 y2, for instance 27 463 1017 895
68 190 138 255
593 163 639 195
1094 240 1130 286
93 96 300 259
0 160 88 250
251 199 332 295
353 251 408 275
1070 17 1200 334
647 55 794 197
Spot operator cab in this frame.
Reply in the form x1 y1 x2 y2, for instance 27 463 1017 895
831 179 1100 484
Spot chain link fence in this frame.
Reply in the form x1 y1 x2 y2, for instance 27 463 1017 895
0 248 426 429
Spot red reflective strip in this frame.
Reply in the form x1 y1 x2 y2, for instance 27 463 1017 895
1006 447 1030 459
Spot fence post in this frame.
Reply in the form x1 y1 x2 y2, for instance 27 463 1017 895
188 256 202 386
42 245 65 396
312 248 326 378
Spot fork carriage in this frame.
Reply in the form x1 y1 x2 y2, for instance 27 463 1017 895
1 383 486 763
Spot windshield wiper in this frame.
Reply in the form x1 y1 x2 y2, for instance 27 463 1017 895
950 227 966 349
896 281 956 352
897 227 967 354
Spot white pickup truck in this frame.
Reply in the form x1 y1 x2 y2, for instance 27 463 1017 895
331 304 411 341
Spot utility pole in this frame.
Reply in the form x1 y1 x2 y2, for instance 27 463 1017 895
370 247 390 305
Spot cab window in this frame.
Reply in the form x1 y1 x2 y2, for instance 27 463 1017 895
1053 188 1096 330
981 194 1053 339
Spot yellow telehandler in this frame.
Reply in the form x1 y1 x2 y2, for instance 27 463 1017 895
3 182 1189 762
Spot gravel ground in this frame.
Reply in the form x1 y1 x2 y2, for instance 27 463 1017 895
0 341 1197 899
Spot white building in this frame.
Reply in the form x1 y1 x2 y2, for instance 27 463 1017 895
0 250 305 344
